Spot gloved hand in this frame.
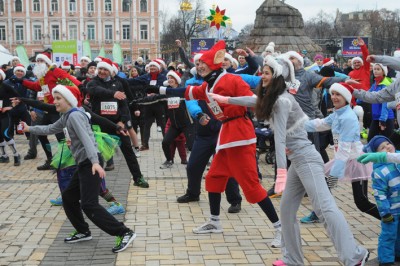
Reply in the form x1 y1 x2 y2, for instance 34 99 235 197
145 85 160 94
357 152 387 164
382 213 394 223
274 168 287 194
326 175 339 189
196 113 210 125
208 93 230 104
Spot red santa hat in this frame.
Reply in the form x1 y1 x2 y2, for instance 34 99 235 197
198 40 226 71
154 58 166 69
0 69 5 80
148 60 161 70
36 53 52 65
52 85 82 108
97 58 114 73
166 70 182 85
373 63 388 76
13 64 26 75
112 62 119 74
285 51 304 67
351 57 363 67
80 56 91 63
75 63 81 69
322 58 334 67
61 61 71 70
329 82 356 106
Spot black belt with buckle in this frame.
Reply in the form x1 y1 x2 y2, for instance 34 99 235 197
221 114 247 124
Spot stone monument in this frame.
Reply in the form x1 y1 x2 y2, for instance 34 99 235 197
246 0 322 55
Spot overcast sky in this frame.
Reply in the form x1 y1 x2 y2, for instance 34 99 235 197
160 0 397 31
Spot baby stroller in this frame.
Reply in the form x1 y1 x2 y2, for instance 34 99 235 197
255 121 275 164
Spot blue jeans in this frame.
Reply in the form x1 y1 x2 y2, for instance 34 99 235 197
379 214 400 264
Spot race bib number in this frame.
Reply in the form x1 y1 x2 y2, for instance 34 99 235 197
333 134 339 152
207 100 225 120
149 80 157 86
37 91 44 101
100 102 118 115
63 127 71 146
41 85 50 96
167 97 180 109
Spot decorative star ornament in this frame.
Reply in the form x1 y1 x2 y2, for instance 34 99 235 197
207 6 230 30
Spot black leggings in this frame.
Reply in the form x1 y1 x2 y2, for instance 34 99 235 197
162 125 194 161
0 114 13 142
351 180 380 220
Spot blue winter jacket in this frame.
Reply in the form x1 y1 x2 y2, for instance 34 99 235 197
369 77 394 121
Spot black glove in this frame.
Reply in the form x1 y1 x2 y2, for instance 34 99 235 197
145 85 160 94
382 213 394 223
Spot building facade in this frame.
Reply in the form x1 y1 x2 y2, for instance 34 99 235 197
0 0 159 63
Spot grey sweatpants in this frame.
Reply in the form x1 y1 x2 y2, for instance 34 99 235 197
280 146 367 266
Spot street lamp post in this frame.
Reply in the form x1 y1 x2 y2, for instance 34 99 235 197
129 0 133 63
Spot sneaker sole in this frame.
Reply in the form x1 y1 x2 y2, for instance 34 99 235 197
269 193 282 199
358 251 369 266
192 229 223 234
300 220 320 224
112 233 136 253
65 236 92 243
271 243 281 248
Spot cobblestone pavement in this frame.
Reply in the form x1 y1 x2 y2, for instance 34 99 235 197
0 128 392 265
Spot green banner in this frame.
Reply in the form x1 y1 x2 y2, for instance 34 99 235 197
99 47 106 57
112 43 123 64
15 45 30 67
52 40 77 53
82 40 92 60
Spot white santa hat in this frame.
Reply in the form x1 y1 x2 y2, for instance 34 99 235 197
80 56 91 63
0 69 5 80
36 53 52 65
13 64 26 75
393 50 400 58
373 63 388 76
285 51 304 67
166 70 182 85
12 56 20 62
52 85 79 108
148 60 161 70
265 42 275 53
193 53 203 63
351 57 363 67
61 61 71 70
224 53 234 64
96 58 114 73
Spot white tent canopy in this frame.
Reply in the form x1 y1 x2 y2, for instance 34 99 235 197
0 44 14 65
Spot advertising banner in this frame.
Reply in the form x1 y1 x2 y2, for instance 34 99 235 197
52 40 83 65
342 37 369 57
190 38 215 59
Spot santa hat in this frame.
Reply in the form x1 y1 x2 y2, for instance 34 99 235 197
154 58 166 69
193 53 203 63
224 53 234 64
351 57 363 67
232 58 239 69
13 64 26 75
94 57 103 63
52 85 82 108
285 51 304 67
97 58 114 73
198 40 226 71
80 56 91 63
322 58 334 67
112 62 119 74
394 50 400 58
265 42 275 53
373 63 388 76
36 53 52 65
177 63 185 70
148 60 161 70
313 54 323 61
263 55 283 78
0 69 5 80
74 63 81 69
166 70 182 85
329 82 356 106
12 56 20 62
61 61 71 70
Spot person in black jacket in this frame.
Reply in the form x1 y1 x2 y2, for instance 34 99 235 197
86 58 149 188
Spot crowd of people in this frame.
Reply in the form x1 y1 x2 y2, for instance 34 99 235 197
1 36 400 265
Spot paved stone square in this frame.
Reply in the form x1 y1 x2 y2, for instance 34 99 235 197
0 128 388 265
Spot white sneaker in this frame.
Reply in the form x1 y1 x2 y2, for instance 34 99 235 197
133 147 141 158
271 228 281 248
193 220 223 234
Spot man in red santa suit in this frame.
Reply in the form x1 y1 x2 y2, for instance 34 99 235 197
22 53 82 170
155 40 282 246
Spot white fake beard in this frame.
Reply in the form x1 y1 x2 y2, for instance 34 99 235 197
33 63 48 79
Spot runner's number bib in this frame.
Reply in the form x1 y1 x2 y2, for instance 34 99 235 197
37 91 44 101
333 134 339 152
41 85 50 96
207 99 225 120
100 102 118 115
167 97 180 109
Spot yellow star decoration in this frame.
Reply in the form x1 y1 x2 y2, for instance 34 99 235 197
207 6 230 30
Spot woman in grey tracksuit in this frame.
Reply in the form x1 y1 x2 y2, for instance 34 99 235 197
208 55 369 266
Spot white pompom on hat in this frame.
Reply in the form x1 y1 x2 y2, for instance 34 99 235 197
13 64 26 75
52 85 80 108
0 69 5 80
36 53 52 65
265 42 275 53
373 63 388 76
285 51 304 67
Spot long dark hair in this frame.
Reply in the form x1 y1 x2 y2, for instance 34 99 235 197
255 65 287 120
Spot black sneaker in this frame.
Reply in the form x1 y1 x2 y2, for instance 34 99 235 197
112 230 136 253
0 156 10 163
104 164 115 171
64 230 92 243
37 160 52 170
160 160 173 169
177 193 200 203
228 203 241 213
133 175 149 188
24 153 37 160
14 155 21 166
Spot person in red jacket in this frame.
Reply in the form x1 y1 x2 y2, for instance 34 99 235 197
23 53 82 170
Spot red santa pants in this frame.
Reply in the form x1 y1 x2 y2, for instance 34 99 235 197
205 144 267 203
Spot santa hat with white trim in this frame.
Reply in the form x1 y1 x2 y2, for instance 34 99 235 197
148 60 161 71
224 53 234 64
94 57 103 63
154 58 166 69
0 69 5 80
52 85 82 108
193 53 203 63
329 82 356 106
96 58 114 73
61 61 71 70
74 63 81 69
351 57 363 68
80 56 91 63
322 58 334 67
13 64 26 75
112 62 119 74
36 53 52 65
166 70 182 85
285 51 304 67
